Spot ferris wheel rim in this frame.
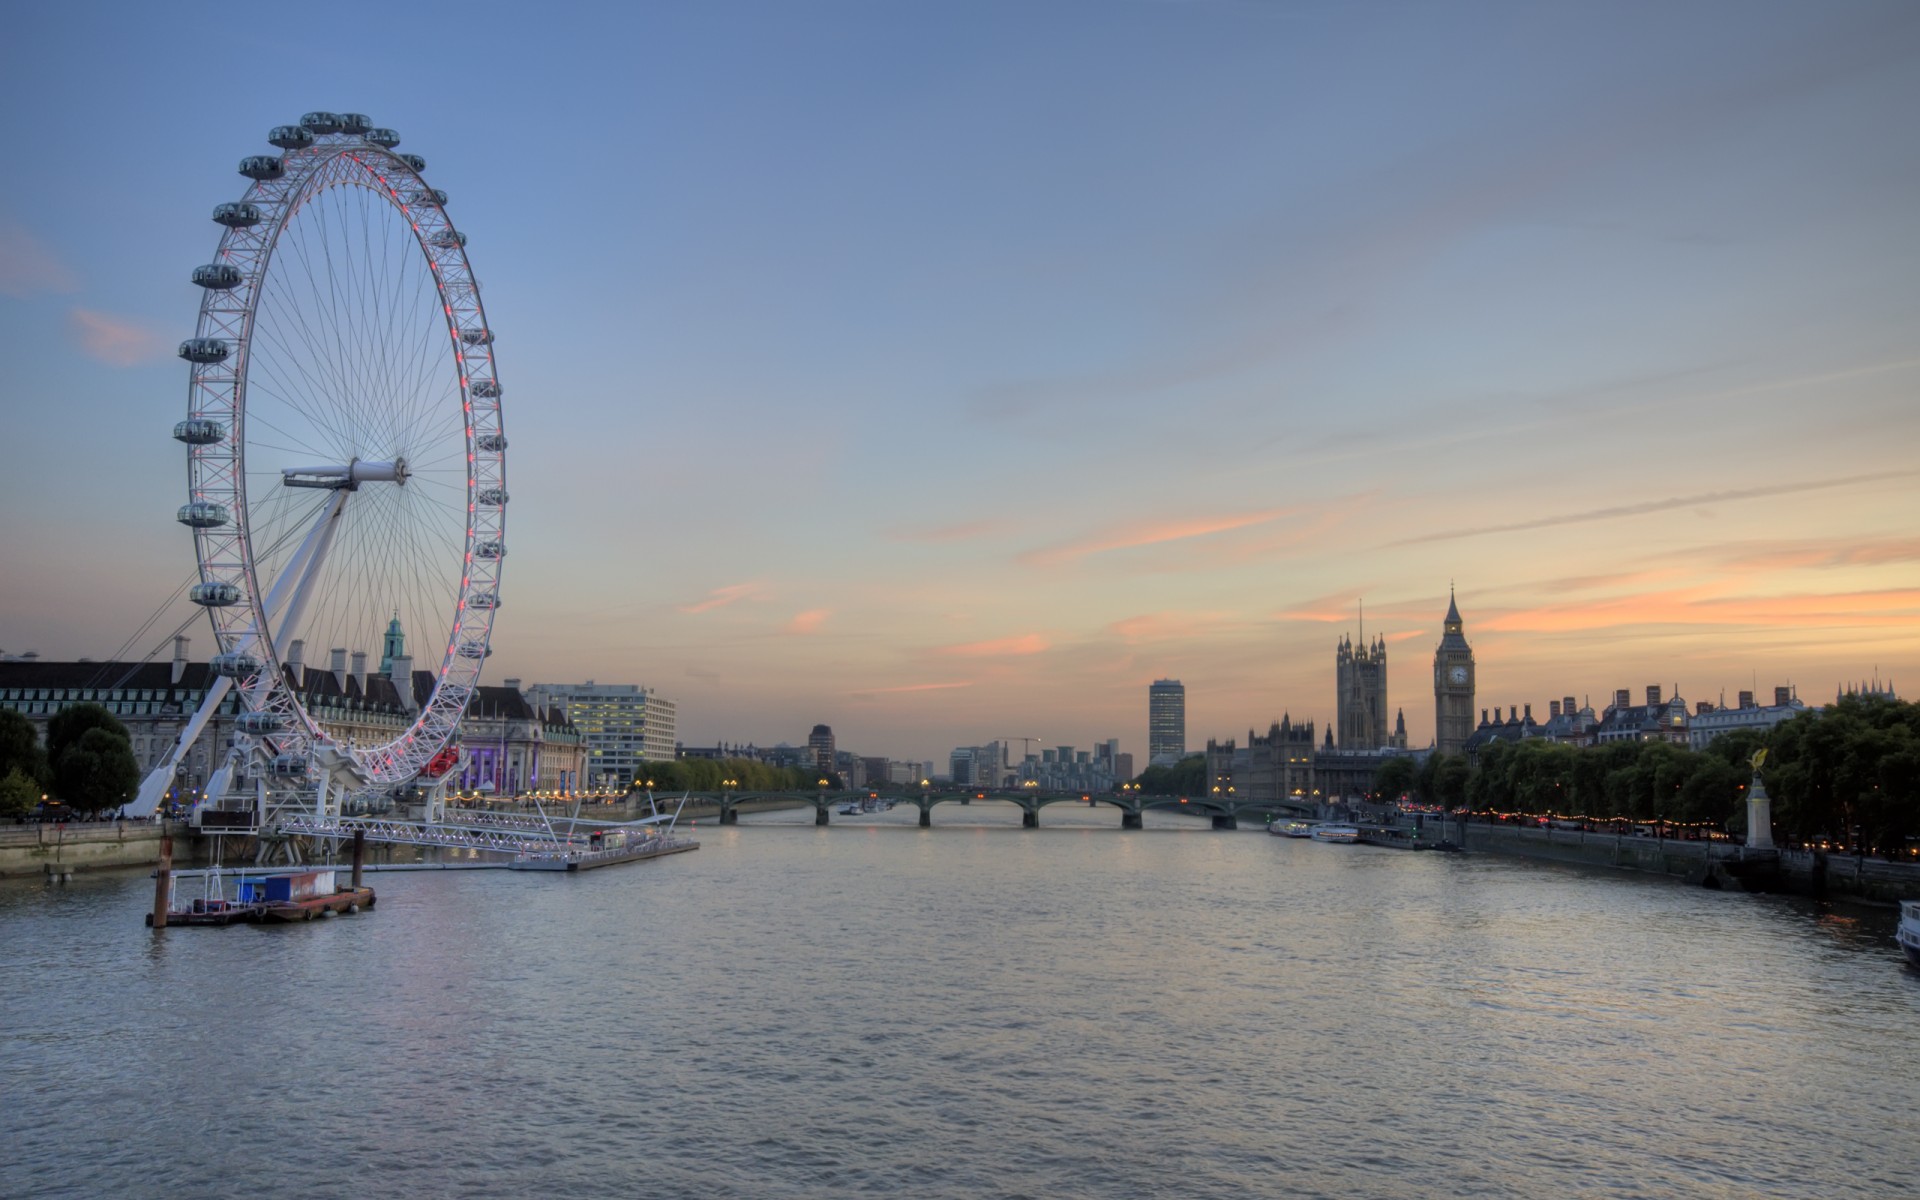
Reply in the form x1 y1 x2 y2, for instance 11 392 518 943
179 119 506 786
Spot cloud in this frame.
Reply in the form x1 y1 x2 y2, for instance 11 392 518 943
1021 506 1297 568
1482 587 1920 634
934 633 1050 657
67 307 168 366
853 681 975 696
1392 470 1918 548
784 609 830 634
0 217 79 297
1715 536 1920 574
677 582 768 613
1107 611 1237 646
887 518 1008 544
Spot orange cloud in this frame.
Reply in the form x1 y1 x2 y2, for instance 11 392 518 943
678 582 767 613
785 608 830 634
888 518 1008 543
1484 587 1920 634
1021 506 1297 568
0 217 79 296
935 633 1050 657
1717 536 1920 573
855 681 975 695
67 307 167 366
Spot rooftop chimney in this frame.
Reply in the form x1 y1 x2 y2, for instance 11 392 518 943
1564 696 1577 718
1647 684 1662 706
1480 708 1489 726
1550 700 1562 718
503 678 522 692
391 654 416 711
349 650 368 695
171 634 189 686
1523 703 1532 722
1614 689 1630 711
330 647 348 690
1696 700 1713 715
1738 689 1754 709
1774 686 1792 707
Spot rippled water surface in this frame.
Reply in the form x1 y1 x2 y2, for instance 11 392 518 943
4 804 1918 1199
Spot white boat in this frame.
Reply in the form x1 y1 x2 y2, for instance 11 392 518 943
1310 823 1360 844
1899 900 1920 969
1269 819 1314 838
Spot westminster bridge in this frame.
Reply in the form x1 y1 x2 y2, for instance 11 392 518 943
677 787 1319 829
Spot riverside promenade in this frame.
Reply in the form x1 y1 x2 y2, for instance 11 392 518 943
1457 819 1920 904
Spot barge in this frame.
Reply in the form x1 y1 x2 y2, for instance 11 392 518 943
148 868 375 927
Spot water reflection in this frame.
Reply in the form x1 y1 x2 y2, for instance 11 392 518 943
2 829 1916 1199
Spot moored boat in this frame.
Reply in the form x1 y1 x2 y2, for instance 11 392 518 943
1899 900 1920 969
1310 823 1361 844
1269 819 1314 838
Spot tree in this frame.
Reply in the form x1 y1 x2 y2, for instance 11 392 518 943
0 767 37 819
54 727 140 815
1137 754 1206 796
47 703 129 764
1371 755 1416 803
0 709 48 787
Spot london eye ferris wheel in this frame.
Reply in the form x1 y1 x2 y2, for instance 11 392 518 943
158 111 506 816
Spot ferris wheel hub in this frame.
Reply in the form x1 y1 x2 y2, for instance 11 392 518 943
281 457 410 490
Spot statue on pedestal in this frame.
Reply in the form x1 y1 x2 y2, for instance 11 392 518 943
1744 748 1775 852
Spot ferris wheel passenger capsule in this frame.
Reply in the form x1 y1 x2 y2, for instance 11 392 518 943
209 652 262 678
476 487 509 507
475 433 507 453
173 418 227 445
189 581 242 607
212 202 262 228
467 592 500 610
460 328 493 346
239 155 285 181
469 379 500 398
176 501 230 528
367 128 401 148
399 153 427 173
268 125 314 150
236 711 287 735
337 112 372 135
457 643 491 660
411 188 449 206
268 753 310 777
300 111 342 135
430 229 468 248
192 263 244 290
178 338 230 364
473 540 505 560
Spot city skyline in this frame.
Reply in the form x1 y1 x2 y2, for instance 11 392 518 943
2 2 1917 765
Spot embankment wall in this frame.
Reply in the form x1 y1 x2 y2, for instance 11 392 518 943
1458 821 1920 904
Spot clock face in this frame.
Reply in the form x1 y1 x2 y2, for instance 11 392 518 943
1449 665 1469 685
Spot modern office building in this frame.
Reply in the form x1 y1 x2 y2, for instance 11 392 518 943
1148 679 1186 763
808 724 836 775
525 681 677 788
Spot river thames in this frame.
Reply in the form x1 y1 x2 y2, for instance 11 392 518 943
4 803 1917 1199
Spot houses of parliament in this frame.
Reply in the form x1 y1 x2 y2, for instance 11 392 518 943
1203 592 1476 806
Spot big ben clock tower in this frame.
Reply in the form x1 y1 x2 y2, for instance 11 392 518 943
1433 587 1475 756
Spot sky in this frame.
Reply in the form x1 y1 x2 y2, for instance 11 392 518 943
2 1 1917 767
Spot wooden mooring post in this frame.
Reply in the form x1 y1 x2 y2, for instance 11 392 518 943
148 835 173 929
